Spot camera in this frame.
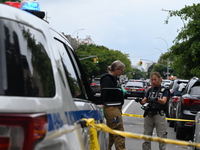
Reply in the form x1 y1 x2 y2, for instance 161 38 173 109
141 98 158 110
141 103 150 110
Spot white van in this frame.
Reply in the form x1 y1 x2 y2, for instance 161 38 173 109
0 1 125 150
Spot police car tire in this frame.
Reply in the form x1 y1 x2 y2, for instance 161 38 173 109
169 120 174 127
176 126 186 140
174 122 177 132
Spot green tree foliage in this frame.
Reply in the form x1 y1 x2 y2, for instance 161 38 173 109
166 4 200 79
0 0 18 3
76 44 132 81
132 68 145 79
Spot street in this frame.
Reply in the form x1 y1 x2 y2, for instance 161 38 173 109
111 99 193 150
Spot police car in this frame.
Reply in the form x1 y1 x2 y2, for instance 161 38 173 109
0 1 125 150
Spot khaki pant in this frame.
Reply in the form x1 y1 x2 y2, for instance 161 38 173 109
104 106 126 150
142 113 167 150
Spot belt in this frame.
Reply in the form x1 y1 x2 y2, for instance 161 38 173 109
147 110 165 117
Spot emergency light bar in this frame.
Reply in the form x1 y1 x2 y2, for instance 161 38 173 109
4 2 21 8
4 1 45 19
21 1 41 11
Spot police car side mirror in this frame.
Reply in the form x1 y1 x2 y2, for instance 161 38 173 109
93 88 124 106
101 88 124 107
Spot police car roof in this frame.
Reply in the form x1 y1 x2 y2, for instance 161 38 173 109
0 3 45 28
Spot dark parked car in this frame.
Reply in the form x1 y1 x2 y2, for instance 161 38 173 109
175 77 200 140
169 79 189 95
168 82 188 127
90 78 101 94
167 79 188 125
124 81 145 99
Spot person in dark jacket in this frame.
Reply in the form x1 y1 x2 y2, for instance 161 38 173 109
140 72 169 150
100 60 126 150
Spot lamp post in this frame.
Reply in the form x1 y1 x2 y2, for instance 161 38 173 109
156 37 170 79
156 37 169 51
154 48 163 54
72 28 85 39
154 48 164 63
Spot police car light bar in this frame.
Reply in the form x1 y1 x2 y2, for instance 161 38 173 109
4 1 45 19
4 2 21 8
21 1 41 11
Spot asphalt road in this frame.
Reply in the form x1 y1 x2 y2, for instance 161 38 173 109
111 99 193 150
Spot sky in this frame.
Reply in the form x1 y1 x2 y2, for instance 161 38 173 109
38 0 199 66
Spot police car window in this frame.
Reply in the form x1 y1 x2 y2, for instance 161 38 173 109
0 20 55 97
66 46 88 99
54 40 85 98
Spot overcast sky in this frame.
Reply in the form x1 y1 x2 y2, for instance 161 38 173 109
38 0 199 66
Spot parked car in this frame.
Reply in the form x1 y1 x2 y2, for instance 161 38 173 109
128 79 148 88
192 111 200 150
169 79 189 95
167 79 189 124
90 78 101 94
124 81 145 99
168 90 181 127
175 77 200 140
162 79 172 88
168 81 188 127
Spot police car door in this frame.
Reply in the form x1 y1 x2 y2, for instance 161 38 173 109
50 29 99 150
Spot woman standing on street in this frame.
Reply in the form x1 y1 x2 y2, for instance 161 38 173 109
100 60 126 150
140 72 169 150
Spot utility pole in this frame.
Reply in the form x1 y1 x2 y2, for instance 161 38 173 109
79 55 98 61
156 37 170 79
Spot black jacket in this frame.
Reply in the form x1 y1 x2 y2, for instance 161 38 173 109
146 86 169 111
100 73 118 89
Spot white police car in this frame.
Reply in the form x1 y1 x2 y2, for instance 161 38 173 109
0 1 126 150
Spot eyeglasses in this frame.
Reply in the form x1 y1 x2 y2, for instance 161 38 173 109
118 69 124 72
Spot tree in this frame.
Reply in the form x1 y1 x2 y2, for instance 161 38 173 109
75 44 132 81
132 68 146 79
0 0 18 3
165 4 200 79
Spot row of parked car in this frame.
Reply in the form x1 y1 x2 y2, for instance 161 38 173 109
166 77 200 150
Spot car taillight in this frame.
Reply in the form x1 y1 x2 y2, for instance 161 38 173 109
173 96 179 103
138 88 145 91
90 83 97 86
182 98 200 106
124 87 130 90
185 122 194 126
0 113 47 150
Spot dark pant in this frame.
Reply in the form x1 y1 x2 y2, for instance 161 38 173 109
104 106 126 150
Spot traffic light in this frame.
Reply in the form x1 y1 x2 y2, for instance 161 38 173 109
138 61 142 66
93 58 99 63
96 58 99 63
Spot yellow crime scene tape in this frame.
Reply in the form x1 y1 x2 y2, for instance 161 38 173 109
87 119 100 150
46 126 78 140
82 118 200 150
122 113 195 122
